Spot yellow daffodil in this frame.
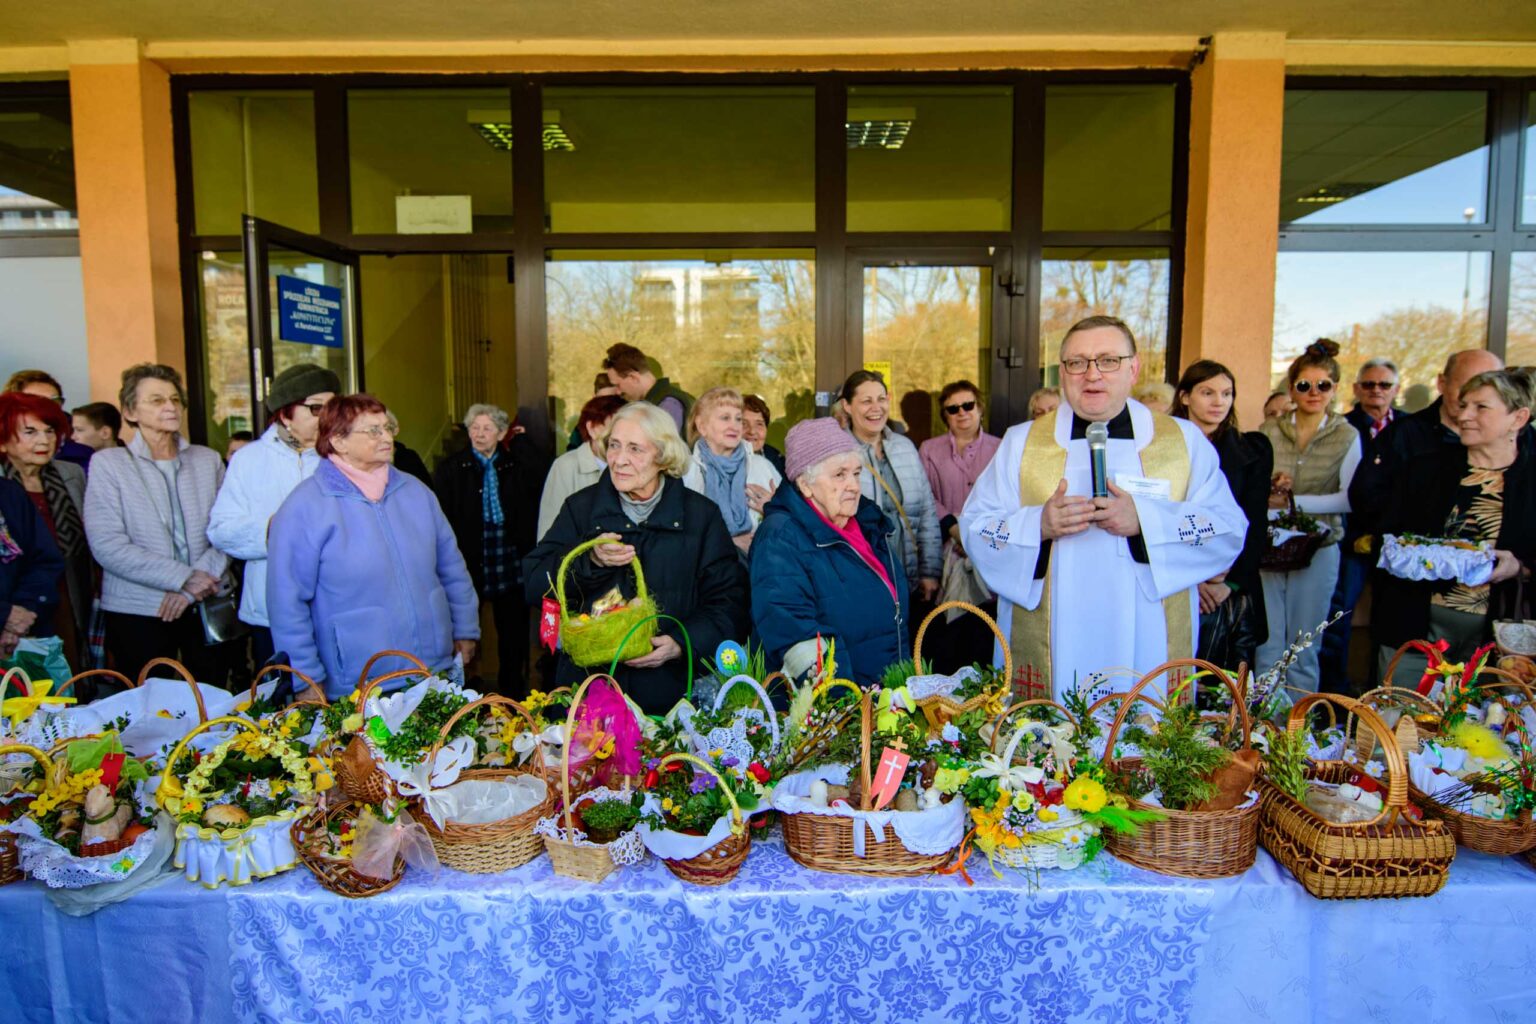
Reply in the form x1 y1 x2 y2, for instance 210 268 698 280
1063 776 1108 814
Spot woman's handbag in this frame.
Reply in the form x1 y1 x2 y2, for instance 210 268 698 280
197 592 250 646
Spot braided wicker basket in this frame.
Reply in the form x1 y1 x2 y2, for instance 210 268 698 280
0 740 53 886
336 652 433 805
1259 691 1455 899
781 681 959 877
544 674 644 883
413 694 553 874
292 800 406 898
1100 659 1261 879
652 752 750 886
558 536 658 667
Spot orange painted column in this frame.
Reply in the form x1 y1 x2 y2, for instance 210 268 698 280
1181 33 1286 429
69 40 184 403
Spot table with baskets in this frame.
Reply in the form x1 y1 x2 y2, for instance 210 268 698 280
3 834 1535 1024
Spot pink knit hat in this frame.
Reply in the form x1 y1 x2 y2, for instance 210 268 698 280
784 416 861 482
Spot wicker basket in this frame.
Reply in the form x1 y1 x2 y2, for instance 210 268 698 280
780 681 960 877
1100 659 1262 879
543 673 645 883
986 698 1099 870
292 801 405 898
652 752 750 886
0 741 53 886
911 601 1011 736
558 536 658 668
413 694 553 874
1259 691 1455 899
1259 495 1327 573
336 652 433 805
247 664 328 715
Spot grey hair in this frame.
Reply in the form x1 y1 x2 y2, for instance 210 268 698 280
1460 369 1536 415
118 363 186 424
795 449 863 494
463 403 511 432
597 401 692 478
1358 358 1399 380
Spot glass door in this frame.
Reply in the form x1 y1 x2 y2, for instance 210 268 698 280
241 215 363 431
846 248 1012 445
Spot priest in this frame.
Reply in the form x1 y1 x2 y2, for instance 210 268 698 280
960 315 1247 701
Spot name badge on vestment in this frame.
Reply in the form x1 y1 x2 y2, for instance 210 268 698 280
1113 474 1172 500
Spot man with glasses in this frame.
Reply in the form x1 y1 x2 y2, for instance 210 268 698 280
960 315 1246 701
1321 359 1400 689
207 363 340 668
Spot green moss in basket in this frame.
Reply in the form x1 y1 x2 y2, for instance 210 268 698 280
1138 698 1231 811
580 798 639 844
1264 727 1311 805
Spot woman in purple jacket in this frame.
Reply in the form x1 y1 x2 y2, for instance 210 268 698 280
267 394 479 698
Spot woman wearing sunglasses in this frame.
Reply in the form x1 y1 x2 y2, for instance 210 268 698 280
1254 339 1362 691
918 380 1002 669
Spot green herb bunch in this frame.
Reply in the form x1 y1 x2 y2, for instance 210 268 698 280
1264 726 1311 804
373 689 479 763
1139 696 1231 811
581 797 640 834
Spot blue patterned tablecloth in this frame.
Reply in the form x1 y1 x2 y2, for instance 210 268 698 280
4 836 1535 1024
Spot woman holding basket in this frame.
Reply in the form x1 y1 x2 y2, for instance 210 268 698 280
524 401 746 714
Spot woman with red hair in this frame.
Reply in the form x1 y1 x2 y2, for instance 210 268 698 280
0 392 93 671
265 394 480 698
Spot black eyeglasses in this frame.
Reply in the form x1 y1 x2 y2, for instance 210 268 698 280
944 400 977 416
1357 381 1397 391
303 402 328 417
1294 380 1335 394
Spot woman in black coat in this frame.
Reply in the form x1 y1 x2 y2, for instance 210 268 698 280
433 404 548 696
0 475 64 659
1372 369 1536 678
523 402 746 714
1173 361 1274 670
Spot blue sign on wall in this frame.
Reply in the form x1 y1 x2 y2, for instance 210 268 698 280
277 275 344 349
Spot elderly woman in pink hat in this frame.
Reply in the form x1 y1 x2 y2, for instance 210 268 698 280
748 416 908 685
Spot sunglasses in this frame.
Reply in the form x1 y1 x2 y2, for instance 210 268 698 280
1357 381 1397 391
944 400 978 416
1293 380 1334 394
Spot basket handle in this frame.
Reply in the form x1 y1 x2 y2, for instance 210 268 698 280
1099 658 1251 771
809 678 872 811
156 714 264 808
710 674 782 752
556 536 650 624
0 742 56 779
1287 692 1408 829
558 673 648 833
654 751 744 835
133 658 209 724
1472 667 1536 706
988 699 1079 755
426 692 547 780
248 664 329 709
60 670 134 699
607 613 695 704
355 650 432 705
913 600 1012 689
1 666 31 704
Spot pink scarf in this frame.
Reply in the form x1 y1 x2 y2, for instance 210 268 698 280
328 454 389 502
809 500 897 600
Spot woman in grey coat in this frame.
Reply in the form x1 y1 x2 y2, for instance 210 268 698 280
840 370 942 605
84 364 232 686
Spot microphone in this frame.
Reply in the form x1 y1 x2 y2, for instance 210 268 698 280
1086 421 1109 499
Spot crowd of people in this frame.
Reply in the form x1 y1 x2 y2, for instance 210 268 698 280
2 320 1532 713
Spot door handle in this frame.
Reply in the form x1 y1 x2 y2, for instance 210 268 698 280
996 346 1023 369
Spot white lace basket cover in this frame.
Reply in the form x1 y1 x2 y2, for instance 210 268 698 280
9 816 165 889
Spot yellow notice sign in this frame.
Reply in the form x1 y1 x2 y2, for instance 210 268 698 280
862 360 893 389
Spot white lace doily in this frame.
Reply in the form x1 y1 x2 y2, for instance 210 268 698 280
1379 534 1494 584
906 666 982 702
534 787 646 866
12 817 164 889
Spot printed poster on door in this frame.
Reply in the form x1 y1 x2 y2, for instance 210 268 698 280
277 275 344 349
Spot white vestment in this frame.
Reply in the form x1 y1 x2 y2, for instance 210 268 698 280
958 401 1247 701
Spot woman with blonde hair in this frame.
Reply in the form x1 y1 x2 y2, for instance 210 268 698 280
682 386 782 557
523 402 746 712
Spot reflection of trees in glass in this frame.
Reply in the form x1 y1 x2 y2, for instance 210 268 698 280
1273 302 1488 395
862 266 985 407
1509 254 1536 368
1040 257 1169 383
546 259 815 447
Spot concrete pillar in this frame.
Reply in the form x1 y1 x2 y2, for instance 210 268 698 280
68 39 184 403
1181 32 1286 427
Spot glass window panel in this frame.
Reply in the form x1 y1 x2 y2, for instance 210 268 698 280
1274 251 1489 401
1043 84 1174 232
1039 248 1171 385
190 91 318 236
1523 93 1536 225
1508 252 1536 367
543 87 814 233
546 251 815 453
1281 89 1489 225
195 250 255 451
860 266 993 444
348 89 513 234
847 85 1011 232
0 91 76 233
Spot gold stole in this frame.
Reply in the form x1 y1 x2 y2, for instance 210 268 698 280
1009 408 1193 697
